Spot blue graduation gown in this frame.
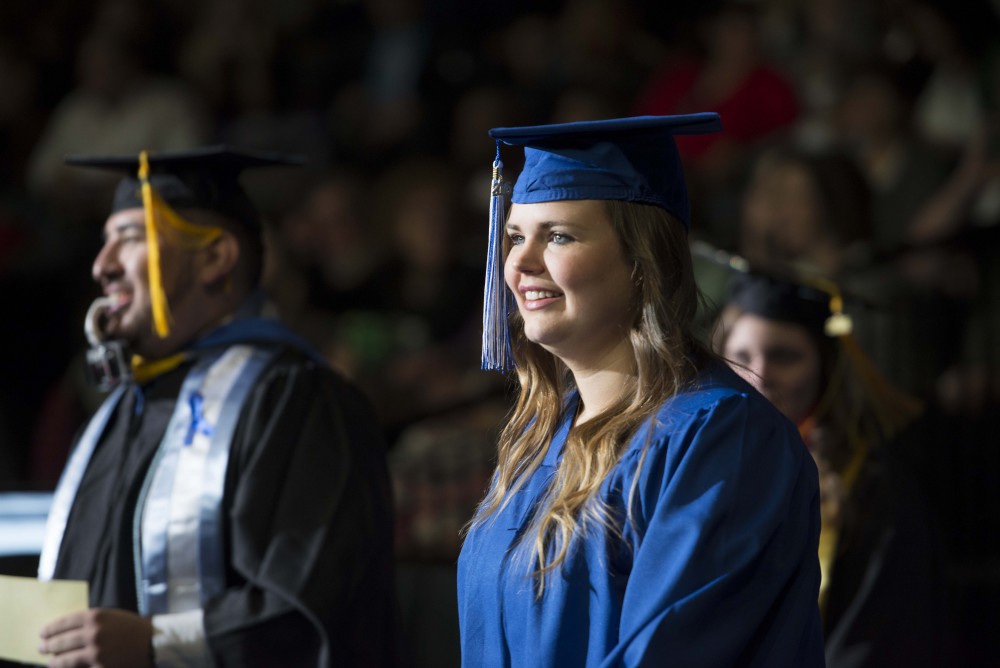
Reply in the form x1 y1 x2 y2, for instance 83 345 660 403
458 364 825 667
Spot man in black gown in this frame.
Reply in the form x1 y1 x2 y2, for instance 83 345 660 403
36 147 400 667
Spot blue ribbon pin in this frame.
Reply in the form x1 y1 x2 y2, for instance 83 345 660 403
184 392 215 446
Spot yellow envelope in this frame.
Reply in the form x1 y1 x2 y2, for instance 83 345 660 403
0 574 88 666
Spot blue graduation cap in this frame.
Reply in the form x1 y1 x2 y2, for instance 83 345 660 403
481 113 723 372
490 112 722 224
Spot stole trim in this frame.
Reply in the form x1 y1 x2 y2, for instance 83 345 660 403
38 385 129 580
134 345 277 615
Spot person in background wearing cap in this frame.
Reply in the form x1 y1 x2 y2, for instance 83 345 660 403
458 114 825 666
714 269 945 668
35 148 399 667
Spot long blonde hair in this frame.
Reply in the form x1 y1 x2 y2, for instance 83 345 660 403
470 200 711 590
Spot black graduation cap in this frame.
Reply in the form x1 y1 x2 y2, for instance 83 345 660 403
727 271 830 331
725 268 853 338
65 145 305 229
65 146 303 339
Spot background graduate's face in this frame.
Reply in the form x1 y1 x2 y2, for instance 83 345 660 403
504 199 634 368
91 207 195 354
723 312 823 424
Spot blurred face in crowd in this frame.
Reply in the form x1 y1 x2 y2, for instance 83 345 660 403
504 199 634 370
741 158 825 262
723 312 823 424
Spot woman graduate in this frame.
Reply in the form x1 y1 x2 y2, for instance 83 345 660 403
715 269 944 668
458 113 826 667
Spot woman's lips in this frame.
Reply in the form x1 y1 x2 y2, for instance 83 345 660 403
521 288 562 310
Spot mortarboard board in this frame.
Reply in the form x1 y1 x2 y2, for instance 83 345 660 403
65 145 304 230
688 240 856 339
489 112 722 226
66 146 303 339
726 270 836 335
481 113 723 372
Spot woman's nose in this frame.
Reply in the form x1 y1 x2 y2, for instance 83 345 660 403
510 240 544 274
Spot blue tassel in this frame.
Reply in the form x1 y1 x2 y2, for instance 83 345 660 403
482 146 514 371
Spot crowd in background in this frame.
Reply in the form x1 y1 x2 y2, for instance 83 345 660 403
1 0 998 664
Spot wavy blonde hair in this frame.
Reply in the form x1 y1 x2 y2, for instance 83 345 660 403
470 200 711 591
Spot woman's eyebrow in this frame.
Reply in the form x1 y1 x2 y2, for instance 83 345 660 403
505 220 574 231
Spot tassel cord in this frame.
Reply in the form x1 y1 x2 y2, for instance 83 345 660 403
482 155 514 371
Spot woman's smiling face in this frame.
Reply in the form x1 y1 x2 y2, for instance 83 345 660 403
504 199 635 369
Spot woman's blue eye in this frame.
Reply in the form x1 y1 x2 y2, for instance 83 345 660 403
508 233 524 245
550 233 571 244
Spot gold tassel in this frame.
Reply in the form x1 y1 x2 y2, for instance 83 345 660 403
839 333 924 442
804 274 924 453
131 352 188 384
139 151 171 337
137 150 224 339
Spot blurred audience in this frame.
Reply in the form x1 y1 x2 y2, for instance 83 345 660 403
329 0 435 164
634 1 800 246
738 145 873 278
357 156 487 432
27 11 209 229
272 167 386 322
832 60 954 253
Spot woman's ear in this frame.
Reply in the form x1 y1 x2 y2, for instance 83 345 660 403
198 230 240 289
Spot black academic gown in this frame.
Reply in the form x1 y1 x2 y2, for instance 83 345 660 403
52 346 401 667
823 452 946 668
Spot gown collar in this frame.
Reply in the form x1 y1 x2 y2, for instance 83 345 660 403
541 392 580 468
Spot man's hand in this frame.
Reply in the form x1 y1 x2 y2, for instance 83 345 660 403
39 608 153 668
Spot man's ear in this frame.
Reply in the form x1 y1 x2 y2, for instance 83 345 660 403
198 230 240 288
